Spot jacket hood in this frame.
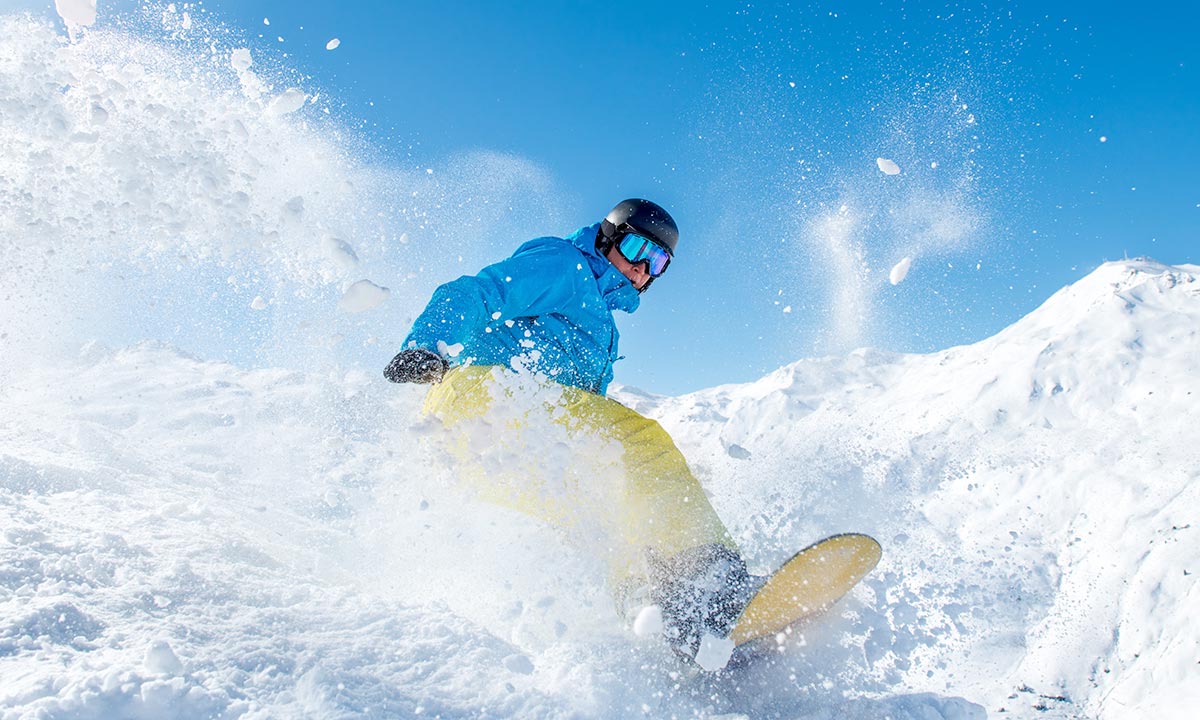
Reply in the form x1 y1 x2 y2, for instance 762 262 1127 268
564 223 641 314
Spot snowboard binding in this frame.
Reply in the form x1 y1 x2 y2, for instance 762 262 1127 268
646 544 762 658
622 534 882 668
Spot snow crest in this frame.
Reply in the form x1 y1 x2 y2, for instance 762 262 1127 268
616 259 1200 719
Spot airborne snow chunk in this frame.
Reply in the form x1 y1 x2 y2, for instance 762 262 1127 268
55 0 96 29
437 340 465 358
250 296 267 311
337 280 389 312
876 157 901 175
326 38 341 50
890 257 912 285
267 89 308 116
230 48 252 72
322 236 359 270
694 633 735 672
632 605 664 637
725 443 752 459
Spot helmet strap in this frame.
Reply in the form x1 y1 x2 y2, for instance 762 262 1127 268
597 220 619 253
598 221 655 294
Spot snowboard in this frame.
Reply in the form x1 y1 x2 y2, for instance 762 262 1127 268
728 533 882 648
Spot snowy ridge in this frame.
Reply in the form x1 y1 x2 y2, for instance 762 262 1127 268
615 259 1200 718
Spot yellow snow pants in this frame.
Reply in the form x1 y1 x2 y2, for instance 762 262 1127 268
423 365 737 590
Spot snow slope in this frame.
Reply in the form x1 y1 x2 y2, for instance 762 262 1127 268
3 263 1197 719
617 259 1200 718
0 345 978 720
2 7 1198 719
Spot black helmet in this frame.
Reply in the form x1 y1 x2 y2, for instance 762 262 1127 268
598 198 678 256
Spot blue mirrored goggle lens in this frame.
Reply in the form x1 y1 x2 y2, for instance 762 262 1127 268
617 233 671 277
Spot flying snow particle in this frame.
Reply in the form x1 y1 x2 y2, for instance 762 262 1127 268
267 88 308 115
694 633 735 672
437 340 465 358
632 605 664 637
322 236 359 271
230 48 253 72
250 296 268 311
54 0 96 29
337 280 390 313
326 38 341 50
876 157 901 175
1100 136 1108 143
889 257 913 285
144 639 184 676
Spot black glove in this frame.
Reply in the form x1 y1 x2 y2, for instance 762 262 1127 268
384 348 448 384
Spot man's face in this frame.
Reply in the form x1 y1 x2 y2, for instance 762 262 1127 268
605 245 652 290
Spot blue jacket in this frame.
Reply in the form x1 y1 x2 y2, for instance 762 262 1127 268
402 223 640 395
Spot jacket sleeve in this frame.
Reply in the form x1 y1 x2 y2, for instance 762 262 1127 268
403 240 591 355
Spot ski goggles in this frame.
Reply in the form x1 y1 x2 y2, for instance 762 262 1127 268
616 232 672 277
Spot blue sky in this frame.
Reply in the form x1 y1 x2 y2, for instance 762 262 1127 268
16 0 1199 394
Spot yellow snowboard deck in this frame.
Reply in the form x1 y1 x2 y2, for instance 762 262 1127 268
730 533 882 647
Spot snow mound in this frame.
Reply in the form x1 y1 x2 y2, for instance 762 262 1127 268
144 639 184 676
617 259 1200 719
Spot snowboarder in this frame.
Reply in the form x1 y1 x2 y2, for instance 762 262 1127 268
385 199 753 656
385 198 673 394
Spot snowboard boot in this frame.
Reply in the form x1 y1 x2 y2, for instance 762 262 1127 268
648 544 760 658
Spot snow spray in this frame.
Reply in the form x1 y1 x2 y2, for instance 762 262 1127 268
0 8 563 378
